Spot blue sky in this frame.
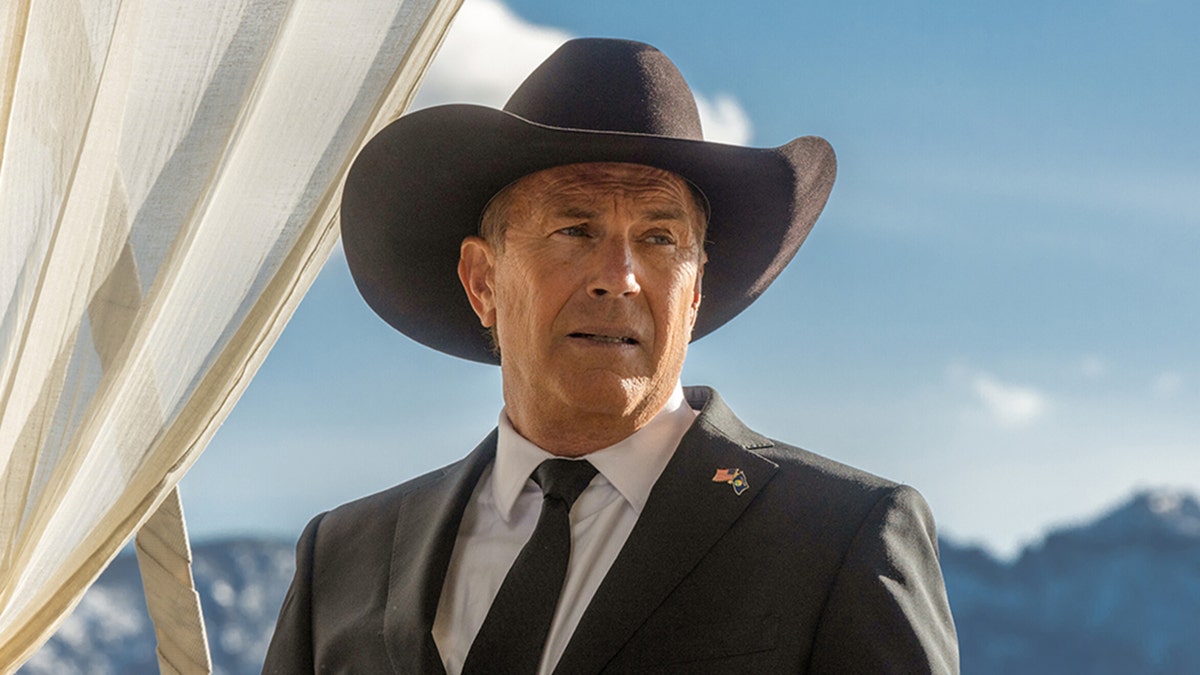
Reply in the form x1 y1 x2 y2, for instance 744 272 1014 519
183 0 1199 557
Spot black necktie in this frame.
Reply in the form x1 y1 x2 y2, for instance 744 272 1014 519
461 458 599 675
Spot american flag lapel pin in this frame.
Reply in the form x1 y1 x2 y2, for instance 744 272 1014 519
712 468 749 495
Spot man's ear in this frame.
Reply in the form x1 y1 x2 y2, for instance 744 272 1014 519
458 236 497 327
689 261 703 328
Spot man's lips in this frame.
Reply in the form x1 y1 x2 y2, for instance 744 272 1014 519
567 332 640 345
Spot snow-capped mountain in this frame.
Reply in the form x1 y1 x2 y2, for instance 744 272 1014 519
942 489 1200 674
20 540 294 674
20 489 1200 673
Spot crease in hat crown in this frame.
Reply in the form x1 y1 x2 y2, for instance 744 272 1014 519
503 39 704 140
339 37 837 365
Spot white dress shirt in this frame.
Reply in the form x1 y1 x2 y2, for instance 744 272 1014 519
431 384 699 675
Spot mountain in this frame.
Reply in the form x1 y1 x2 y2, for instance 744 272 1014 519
19 489 1200 673
20 540 294 674
942 489 1200 674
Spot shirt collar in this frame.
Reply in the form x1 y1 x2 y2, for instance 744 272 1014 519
491 384 698 522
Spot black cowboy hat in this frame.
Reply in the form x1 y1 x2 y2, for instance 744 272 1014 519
341 38 836 364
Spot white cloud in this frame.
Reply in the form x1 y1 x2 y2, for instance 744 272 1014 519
695 93 753 145
948 363 1048 428
971 374 1047 428
411 0 570 109
1153 371 1184 398
411 0 753 145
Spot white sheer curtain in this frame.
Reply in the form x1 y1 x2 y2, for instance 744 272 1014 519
0 0 460 669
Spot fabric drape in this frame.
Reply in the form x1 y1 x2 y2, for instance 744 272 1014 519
0 0 461 669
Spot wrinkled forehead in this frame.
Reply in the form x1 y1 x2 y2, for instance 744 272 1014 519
510 162 708 222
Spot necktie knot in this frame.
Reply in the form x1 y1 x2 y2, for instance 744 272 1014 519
533 459 598 509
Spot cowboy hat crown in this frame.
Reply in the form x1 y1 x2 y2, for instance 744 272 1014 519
341 38 836 364
505 38 703 139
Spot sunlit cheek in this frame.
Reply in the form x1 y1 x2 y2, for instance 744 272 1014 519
526 251 583 289
493 270 531 342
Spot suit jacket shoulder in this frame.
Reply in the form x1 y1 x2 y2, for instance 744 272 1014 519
264 433 495 674
567 386 958 673
754 438 958 673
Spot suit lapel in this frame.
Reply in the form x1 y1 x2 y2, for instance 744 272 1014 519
383 431 496 674
553 388 779 675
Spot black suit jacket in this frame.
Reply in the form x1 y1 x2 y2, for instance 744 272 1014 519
264 387 958 673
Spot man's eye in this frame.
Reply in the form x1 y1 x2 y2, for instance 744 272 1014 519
556 225 589 237
645 233 676 245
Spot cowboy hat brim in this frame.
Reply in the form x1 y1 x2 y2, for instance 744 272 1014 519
341 104 836 364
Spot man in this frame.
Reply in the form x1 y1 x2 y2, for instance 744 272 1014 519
265 38 958 673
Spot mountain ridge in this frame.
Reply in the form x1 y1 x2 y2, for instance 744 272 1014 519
21 488 1200 674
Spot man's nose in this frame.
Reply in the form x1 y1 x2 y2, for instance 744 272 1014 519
587 238 640 298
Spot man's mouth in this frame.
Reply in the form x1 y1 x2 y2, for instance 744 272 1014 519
569 332 639 345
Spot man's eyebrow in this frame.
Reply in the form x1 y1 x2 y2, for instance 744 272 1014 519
644 206 690 221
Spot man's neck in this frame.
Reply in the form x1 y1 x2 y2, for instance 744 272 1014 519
503 385 683 457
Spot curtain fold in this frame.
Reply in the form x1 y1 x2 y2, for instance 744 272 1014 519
0 0 462 668
136 487 212 674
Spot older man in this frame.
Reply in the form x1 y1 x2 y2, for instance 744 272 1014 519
265 38 958 673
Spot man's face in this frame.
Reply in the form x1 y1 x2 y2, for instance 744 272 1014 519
458 162 705 447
